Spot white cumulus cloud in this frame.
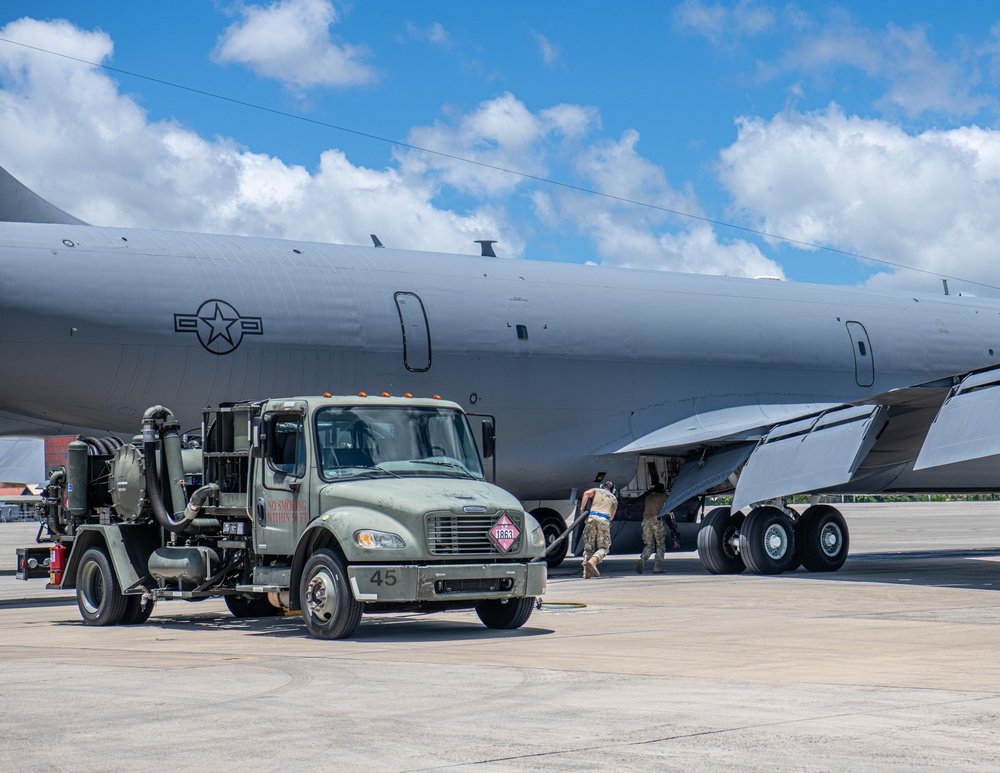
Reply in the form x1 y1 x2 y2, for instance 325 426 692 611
536 129 784 277
212 0 380 89
718 105 1000 291
0 17 505 254
0 16 793 280
396 93 600 197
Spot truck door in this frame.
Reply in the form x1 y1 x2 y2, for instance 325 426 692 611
254 406 310 556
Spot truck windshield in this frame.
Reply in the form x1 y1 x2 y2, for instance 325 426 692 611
314 405 485 481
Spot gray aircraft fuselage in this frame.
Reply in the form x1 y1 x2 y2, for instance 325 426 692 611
1 220 998 500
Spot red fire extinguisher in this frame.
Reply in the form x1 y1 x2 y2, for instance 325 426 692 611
50 541 67 587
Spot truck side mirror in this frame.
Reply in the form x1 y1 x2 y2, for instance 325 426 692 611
482 419 495 460
251 417 269 459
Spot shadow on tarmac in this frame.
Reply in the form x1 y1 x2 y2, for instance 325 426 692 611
556 547 1000 592
52 609 555 642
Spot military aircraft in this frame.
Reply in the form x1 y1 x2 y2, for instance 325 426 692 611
3 162 1000 574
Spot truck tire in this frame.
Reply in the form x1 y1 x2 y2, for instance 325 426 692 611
225 594 283 618
120 594 155 625
76 547 128 626
475 597 535 630
300 549 363 639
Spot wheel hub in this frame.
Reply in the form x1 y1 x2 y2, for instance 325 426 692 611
724 527 741 558
306 571 335 622
79 562 103 614
764 524 788 559
820 523 843 557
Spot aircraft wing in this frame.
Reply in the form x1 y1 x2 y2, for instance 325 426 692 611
620 367 1000 514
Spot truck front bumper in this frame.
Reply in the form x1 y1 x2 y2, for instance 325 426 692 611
346 561 546 603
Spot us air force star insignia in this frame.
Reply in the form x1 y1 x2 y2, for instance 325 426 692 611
174 299 263 355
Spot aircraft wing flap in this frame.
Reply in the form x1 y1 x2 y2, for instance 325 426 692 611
914 366 1000 471
731 405 888 512
659 443 755 515
617 402 841 456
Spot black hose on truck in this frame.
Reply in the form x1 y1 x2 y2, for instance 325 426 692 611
142 405 218 534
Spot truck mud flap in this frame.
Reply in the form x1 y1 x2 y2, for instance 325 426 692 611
63 524 160 592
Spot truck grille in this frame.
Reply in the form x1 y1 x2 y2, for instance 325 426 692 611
434 577 515 594
425 512 522 556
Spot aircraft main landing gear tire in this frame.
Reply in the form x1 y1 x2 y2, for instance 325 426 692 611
536 512 569 569
795 505 849 572
697 507 746 575
740 506 796 575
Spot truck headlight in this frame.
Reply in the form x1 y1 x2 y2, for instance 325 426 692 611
354 530 406 549
528 523 545 548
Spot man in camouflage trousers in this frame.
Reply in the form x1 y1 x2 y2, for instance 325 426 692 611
580 479 618 578
636 483 681 574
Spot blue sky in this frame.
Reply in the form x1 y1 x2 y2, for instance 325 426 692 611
3 2 1000 293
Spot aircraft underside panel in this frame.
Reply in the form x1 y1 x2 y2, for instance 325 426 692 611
914 367 1000 471
731 405 888 512
659 443 755 516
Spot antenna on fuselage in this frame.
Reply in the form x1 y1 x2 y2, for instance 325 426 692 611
475 240 497 257
371 234 384 248
942 279 950 296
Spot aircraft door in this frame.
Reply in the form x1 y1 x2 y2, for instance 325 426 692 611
394 292 431 372
845 321 874 387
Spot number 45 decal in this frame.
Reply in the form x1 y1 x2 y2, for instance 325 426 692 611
370 569 398 586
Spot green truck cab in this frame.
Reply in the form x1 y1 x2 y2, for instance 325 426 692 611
21 395 547 638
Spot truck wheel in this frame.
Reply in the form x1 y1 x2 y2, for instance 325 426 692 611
225 594 283 618
120 595 154 625
76 547 128 626
475 597 535 630
300 549 363 639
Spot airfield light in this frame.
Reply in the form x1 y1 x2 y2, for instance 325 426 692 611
323 392 332 398
404 393 413 398
382 392 391 397
358 392 368 397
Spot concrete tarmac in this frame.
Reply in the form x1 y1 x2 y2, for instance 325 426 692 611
4 502 1000 771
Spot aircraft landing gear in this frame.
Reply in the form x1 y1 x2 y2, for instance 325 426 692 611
695 503 850 576
740 506 797 574
795 504 850 572
696 507 746 574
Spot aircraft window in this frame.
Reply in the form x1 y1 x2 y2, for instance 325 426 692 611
516 324 528 340
858 341 867 357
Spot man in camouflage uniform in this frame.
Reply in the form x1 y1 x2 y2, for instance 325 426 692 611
580 480 618 578
636 483 681 574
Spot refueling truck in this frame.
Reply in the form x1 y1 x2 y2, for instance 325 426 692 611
15 394 547 639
